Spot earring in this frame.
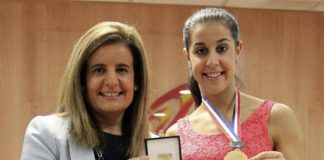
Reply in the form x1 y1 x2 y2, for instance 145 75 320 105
134 86 138 91
235 60 239 64
188 63 192 69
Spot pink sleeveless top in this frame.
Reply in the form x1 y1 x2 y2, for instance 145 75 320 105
177 101 274 160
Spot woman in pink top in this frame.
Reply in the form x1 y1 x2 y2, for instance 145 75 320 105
166 8 303 160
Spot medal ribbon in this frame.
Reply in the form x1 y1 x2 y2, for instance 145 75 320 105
202 89 242 144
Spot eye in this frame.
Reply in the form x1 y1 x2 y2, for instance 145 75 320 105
194 47 209 55
92 67 105 75
216 45 228 54
116 66 129 74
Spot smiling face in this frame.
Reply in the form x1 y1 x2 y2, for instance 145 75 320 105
186 22 241 98
85 42 135 118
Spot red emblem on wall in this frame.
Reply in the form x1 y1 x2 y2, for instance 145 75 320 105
149 83 195 133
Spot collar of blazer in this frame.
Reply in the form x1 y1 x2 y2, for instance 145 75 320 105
69 139 96 160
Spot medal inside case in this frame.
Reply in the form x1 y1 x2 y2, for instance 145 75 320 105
145 136 182 160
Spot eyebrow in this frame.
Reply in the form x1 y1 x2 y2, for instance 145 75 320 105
116 64 130 68
90 63 130 69
193 38 230 46
90 64 105 69
216 38 231 43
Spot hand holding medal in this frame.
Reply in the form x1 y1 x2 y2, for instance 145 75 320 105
202 89 248 160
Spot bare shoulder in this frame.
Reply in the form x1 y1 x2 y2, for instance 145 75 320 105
270 103 296 122
268 103 297 133
241 91 295 118
165 123 178 136
240 92 265 115
165 108 202 136
269 103 302 138
240 92 264 107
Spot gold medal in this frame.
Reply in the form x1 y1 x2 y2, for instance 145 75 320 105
224 149 248 160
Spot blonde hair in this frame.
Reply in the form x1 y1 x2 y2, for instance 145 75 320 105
56 21 149 157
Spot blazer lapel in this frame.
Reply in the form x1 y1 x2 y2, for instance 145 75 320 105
69 139 95 160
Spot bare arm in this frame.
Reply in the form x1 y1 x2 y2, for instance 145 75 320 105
270 103 304 159
250 103 304 160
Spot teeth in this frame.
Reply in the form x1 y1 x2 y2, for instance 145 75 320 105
206 73 221 78
100 92 119 97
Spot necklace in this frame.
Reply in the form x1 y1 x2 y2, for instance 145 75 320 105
202 89 247 160
95 148 104 160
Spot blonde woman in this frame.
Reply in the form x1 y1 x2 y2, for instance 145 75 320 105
21 22 149 160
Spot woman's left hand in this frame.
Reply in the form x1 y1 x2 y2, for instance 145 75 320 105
249 151 285 160
128 156 149 160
